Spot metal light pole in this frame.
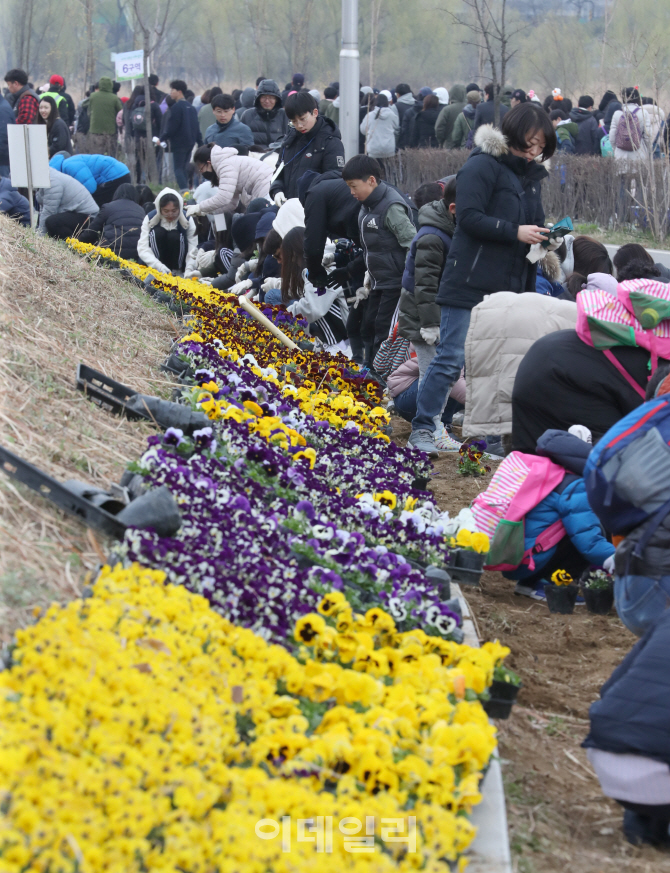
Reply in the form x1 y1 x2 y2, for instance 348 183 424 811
339 0 360 161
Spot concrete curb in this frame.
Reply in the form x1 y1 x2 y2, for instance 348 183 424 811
453 581 513 873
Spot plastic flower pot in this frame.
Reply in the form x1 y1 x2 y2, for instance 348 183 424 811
411 476 430 490
489 679 521 702
450 549 485 586
545 583 578 614
425 565 451 600
583 584 614 615
483 697 514 720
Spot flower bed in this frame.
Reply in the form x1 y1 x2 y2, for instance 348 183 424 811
45 239 514 869
0 564 509 873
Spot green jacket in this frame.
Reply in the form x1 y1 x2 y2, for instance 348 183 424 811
324 99 339 127
435 85 466 148
398 199 455 341
556 121 579 149
86 77 123 135
451 108 476 149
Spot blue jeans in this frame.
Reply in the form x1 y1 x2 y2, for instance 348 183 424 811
0 165 9 178
614 574 670 636
394 380 463 426
411 305 471 434
264 288 282 306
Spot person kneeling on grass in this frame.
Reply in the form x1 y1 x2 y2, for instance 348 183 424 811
583 606 670 848
137 188 197 276
473 427 614 601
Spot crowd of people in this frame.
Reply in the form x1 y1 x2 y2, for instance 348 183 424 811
3 66 670 850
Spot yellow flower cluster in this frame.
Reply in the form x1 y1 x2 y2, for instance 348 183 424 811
66 241 390 439
0 565 503 873
448 528 490 554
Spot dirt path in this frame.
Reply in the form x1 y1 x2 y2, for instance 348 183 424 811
392 416 670 873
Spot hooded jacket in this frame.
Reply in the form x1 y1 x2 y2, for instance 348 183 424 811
137 188 197 274
37 168 99 232
86 77 123 135
197 146 273 214
395 92 416 125
569 107 603 156
511 329 657 454
451 103 478 149
398 200 455 342
269 115 345 200
462 291 577 437
435 84 467 148
236 87 257 121
505 429 614 580
360 106 399 158
0 176 30 225
301 170 361 285
0 95 15 165
437 125 547 309
85 194 146 260
412 107 440 148
240 80 289 148
204 115 254 150
555 119 579 152
50 153 130 192
398 98 424 150
583 607 670 766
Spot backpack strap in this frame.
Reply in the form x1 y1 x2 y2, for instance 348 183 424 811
603 349 646 399
633 493 670 559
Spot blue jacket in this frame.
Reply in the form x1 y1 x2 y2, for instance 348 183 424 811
507 430 614 580
164 99 201 151
583 607 670 765
49 153 130 192
204 117 254 149
0 95 15 165
0 176 30 225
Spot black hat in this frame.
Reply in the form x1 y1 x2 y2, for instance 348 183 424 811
232 211 263 252
511 89 527 103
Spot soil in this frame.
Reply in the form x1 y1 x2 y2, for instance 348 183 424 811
392 415 670 873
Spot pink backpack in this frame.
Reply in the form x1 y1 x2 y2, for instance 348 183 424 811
471 452 567 571
577 278 670 395
614 107 642 151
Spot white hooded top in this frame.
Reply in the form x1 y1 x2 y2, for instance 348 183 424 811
137 187 197 275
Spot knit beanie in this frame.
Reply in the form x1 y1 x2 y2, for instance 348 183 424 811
232 211 263 252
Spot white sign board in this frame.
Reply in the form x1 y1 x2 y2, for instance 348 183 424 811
7 125 51 188
115 49 145 82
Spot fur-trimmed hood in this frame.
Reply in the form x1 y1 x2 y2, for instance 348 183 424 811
148 187 190 231
473 124 508 157
539 249 561 281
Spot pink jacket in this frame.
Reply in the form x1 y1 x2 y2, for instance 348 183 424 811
388 356 466 403
198 146 273 214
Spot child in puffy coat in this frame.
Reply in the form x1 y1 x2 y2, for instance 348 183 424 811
503 428 614 600
137 188 197 276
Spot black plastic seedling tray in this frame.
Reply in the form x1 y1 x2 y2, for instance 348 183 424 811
76 363 152 422
0 444 127 539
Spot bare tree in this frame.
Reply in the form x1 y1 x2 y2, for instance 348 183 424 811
131 0 172 183
369 0 384 87
448 0 527 126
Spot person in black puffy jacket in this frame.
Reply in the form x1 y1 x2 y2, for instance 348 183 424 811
240 79 289 149
411 94 440 148
269 91 345 203
78 183 146 260
583 606 670 847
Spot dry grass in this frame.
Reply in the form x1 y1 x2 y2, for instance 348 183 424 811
0 215 181 642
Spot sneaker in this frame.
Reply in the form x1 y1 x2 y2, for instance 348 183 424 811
408 429 439 458
514 579 546 600
513 581 536 598
435 426 462 452
530 581 547 601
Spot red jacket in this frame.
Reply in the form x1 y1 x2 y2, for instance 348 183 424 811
14 86 40 125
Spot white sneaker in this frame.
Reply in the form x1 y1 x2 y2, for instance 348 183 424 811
435 426 462 452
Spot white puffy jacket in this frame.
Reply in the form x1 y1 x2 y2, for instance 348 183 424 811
197 146 273 214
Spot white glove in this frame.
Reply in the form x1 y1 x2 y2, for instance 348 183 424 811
603 554 615 575
230 279 253 294
186 204 201 218
247 257 258 272
526 243 544 264
274 192 287 207
160 141 167 149
420 326 440 346
322 253 335 267
262 277 282 293
196 249 216 271
184 269 202 279
235 262 251 283
199 277 213 285
152 136 160 145
363 271 372 291
353 285 370 309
